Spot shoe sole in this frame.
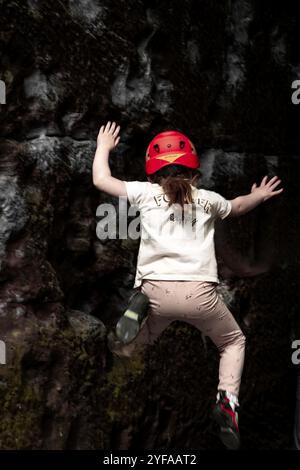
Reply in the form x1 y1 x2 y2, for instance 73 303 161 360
115 314 148 344
115 292 149 344
212 407 240 450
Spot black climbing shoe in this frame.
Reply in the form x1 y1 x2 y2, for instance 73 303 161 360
115 290 150 344
212 390 240 450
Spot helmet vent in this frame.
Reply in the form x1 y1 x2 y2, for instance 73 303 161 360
179 141 185 149
154 144 160 153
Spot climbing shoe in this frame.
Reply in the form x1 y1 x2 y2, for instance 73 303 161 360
212 390 240 450
115 290 150 344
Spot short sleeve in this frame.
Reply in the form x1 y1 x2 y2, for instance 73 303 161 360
124 181 149 207
209 191 232 219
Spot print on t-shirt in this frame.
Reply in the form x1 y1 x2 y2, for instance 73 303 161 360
153 192 211 213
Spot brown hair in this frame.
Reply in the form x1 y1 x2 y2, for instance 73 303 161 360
147 164 201 208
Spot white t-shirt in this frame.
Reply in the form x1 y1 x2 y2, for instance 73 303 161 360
124 181 232 288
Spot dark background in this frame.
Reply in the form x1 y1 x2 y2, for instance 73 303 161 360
0 0 300 450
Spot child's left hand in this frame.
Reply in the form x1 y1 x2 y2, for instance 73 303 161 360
251 175 284 201
97 121 120 151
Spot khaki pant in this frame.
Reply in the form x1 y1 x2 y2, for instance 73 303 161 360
114 279 246 396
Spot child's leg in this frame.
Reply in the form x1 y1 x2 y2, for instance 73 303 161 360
109 313 173 358
183 282 246 398
110 280 174 358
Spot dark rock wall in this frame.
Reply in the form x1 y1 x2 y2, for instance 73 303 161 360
0 0 299 449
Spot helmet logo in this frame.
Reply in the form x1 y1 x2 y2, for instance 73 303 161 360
156 153 186 162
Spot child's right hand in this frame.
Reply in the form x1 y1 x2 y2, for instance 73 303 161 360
251 175 284 202
97 121 120 151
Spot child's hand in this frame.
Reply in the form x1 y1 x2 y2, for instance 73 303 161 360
97 121 120 151
251 175 284 201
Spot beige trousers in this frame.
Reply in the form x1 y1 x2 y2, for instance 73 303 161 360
113 279 246 396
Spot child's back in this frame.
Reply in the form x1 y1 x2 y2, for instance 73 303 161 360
124 180 232 289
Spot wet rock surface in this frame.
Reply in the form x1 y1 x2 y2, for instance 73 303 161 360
0 0 299 449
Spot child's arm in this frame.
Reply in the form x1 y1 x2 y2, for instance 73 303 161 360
92 121 128 198
229 175 284 217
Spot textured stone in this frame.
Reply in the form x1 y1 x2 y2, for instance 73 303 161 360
0 0 299 450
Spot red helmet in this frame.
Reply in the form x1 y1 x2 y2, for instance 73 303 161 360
145 130 200 175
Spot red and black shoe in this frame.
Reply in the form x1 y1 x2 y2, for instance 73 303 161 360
212 390 240 450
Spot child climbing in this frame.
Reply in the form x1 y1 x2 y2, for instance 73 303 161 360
92 121 284 450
